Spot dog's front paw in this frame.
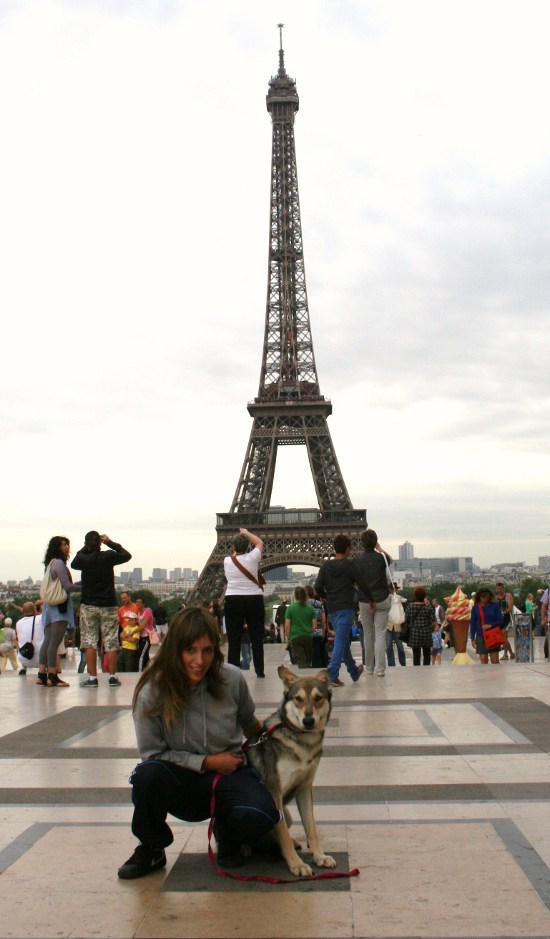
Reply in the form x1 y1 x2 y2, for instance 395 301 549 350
313 852 336 868
289 860 314 877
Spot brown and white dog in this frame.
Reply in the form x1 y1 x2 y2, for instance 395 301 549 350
246 664 336 877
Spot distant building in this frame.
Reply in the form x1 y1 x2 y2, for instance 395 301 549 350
132 568 143 582
264 566 289 582
491 562 525 572
170 568 182 582
538 556 550 570
151 568 168 582
392 556 474 577
399 542 414 561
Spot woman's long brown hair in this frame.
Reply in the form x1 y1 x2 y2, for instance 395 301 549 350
132 606 225 729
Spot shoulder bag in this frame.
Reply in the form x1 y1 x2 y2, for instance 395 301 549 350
382 553 405 627
231 554 266 589
479 604 506 652
19 616 36 660
388 592 406 627
40 561 68 606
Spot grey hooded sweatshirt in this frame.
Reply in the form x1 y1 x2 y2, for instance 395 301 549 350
133 663 256 774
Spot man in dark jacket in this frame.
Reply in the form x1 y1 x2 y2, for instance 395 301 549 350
314 534 369 687
72 531 131 687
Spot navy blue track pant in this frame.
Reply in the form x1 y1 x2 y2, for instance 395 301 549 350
130 759 279 850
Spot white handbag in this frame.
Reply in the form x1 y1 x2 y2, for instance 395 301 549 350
388 591 406 626
40 562 68 606
382 552 405 626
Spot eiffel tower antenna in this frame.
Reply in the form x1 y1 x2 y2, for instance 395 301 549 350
190 40 367 602
277 22 285 73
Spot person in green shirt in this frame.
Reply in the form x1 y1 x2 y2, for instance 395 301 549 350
284 586 316 668
525 593 537 630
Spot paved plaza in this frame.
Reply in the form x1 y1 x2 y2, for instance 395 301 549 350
2 639 550 938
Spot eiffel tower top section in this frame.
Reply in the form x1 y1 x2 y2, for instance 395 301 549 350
266 25 299 117
254 26 330 419
188 35 366 603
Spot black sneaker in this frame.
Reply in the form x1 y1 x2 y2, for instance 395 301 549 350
80 677 98 688
212 820 244 868
108 675 121 687
118 845 166 880
217 843 245 868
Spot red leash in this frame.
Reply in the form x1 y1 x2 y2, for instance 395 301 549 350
208 763 360 884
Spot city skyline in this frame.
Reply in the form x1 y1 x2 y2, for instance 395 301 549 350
1 1 549 581
3 548 550 588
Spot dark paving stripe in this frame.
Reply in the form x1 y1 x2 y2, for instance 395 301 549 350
1 706 128 758
481 697 550 752
0 822 51 872
28 747 139 760
0 788 132 804
318 783 550 802
28 742 538 761
492 819 550 911
4 782 550 805
315 783 495 802
162 849 352 892
323 744 539 757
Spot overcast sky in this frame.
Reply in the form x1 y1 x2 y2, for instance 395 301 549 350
2 0 549 582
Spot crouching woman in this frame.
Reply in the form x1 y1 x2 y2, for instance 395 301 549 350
118 606 280 879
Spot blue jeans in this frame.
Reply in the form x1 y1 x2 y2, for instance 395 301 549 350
240 640 251 670
328 608 361 681
386 629 406 666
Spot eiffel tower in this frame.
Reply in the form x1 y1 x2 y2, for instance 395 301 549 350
190 30 367 602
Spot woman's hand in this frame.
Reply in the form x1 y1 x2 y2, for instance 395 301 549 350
202 752 244 775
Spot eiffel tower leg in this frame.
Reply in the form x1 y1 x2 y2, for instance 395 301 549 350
303 418 353 512
230 419 278 514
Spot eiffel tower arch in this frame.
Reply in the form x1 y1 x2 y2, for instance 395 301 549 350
190 32 367 603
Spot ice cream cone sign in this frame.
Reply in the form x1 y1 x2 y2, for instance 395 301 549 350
444 586 470 622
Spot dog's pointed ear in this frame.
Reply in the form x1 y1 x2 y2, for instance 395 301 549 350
278 664 299 686
314 669 330 684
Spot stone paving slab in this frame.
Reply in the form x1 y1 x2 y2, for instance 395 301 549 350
2 645 550 938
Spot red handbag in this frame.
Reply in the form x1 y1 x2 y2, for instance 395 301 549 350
479 604 505 651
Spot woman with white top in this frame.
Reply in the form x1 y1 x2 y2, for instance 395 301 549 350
223 528 265 677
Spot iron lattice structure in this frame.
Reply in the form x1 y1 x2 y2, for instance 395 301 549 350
190 36 367 602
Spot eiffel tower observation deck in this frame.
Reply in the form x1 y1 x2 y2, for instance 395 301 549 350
190 30 367 602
